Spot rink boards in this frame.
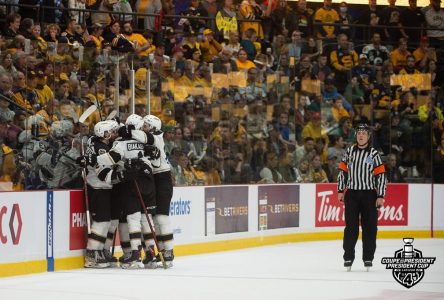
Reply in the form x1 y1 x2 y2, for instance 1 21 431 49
0 183 443 277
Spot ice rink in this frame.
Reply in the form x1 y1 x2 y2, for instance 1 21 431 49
1 239 443 300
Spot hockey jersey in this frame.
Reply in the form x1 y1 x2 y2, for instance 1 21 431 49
85 136 113 189
131 129 171 174
96 138 153 174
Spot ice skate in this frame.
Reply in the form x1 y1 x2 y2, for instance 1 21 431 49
156 249 174 269
84 250 110 269
364 261 372 272
102 249 118 267
143 248 157 269
344 260 353 272
119 250 144 269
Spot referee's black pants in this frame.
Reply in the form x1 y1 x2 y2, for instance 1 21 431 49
343 190 378 262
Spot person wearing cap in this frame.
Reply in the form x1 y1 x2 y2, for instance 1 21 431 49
352 53 376 86
182 31 201 60
200 28 222 63
338 123 387 270
413 36 437 69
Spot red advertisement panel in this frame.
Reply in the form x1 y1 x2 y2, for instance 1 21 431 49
69 190 87 250
315 184 408 227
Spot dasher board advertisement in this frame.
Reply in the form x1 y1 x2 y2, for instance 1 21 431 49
205 186 248 235
258 185 300 230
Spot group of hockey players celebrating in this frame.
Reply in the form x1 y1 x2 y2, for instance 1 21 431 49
79 113 174 269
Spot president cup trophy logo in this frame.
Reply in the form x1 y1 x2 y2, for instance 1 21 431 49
381 238 436 288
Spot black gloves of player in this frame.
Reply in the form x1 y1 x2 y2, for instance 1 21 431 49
124 159 152 176
118 124 135 140
144 145 161 160
118 168 140 182
76 154 97 168
76 156 88 168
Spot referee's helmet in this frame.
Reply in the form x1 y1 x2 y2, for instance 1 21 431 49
355 123 371 137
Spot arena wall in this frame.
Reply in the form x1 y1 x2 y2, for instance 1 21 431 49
1 183 443 277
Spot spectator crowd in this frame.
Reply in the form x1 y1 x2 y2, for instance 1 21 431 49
1 0 444 191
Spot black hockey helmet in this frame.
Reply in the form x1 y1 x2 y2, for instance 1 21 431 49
355 123 371 137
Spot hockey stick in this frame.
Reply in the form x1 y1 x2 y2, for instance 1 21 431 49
78 104 99 235
106 110 118 121
111 227 118 256
133 180 168 269
79 104 98 124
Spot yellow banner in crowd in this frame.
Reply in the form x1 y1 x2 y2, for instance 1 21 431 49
390 74 432 91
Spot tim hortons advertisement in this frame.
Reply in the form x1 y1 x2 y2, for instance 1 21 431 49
69 190 87 250
205 186 248 235
258 185 300 230
315 184 408 227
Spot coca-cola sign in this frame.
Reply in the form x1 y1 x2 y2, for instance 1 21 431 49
315 184 408 227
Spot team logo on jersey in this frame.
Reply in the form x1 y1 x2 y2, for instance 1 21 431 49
381 238 436 289
98 149 106 155
365 156 374 166
127 143 144 151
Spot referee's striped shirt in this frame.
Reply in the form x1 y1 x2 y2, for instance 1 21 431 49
337 144 387 198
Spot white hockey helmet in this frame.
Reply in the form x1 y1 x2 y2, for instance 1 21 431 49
125 114 144 130
94 120 116 138
143 115 162 131
51 120 74 138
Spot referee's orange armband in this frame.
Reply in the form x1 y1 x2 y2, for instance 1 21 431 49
339 161 348 172
373 164 385 175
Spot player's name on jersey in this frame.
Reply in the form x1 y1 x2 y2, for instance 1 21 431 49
127 142 144 151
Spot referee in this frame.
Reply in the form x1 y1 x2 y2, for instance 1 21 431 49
337 123 387 271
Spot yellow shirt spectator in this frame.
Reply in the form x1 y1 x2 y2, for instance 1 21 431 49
314 5 339 38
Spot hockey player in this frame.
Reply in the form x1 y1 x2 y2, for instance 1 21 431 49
130 114 174 268
96 114 157 269
83 120 120 268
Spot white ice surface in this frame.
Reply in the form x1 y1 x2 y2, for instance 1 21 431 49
1 239 443 300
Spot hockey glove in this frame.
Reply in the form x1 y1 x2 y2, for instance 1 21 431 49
118 125 134 140
133 159 153 175
76 155 88 168
144 145 161 160
117 168 139 182
140 163 152 175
